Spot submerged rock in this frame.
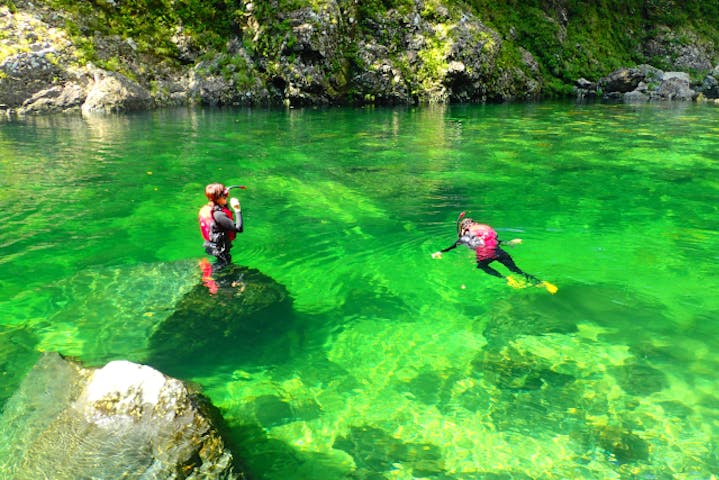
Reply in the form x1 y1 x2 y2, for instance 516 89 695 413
0 352 241 479
147 264 296 371
333 425 444 476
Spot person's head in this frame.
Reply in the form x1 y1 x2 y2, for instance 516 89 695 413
459 217 475 235
205 183 228 205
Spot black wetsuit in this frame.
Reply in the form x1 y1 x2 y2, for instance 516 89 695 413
205 205 243 268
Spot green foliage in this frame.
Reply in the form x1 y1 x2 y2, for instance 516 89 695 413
415 34 449 96
465 0 715 95
355 0 415 34
356 0 415 19
233 0 304 59
45 0 238 64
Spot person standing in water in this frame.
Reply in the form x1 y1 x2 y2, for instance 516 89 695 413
198 182 243 269
432 212 557 293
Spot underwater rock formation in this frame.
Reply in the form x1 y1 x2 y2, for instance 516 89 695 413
147 264 295 371
0 352 241 479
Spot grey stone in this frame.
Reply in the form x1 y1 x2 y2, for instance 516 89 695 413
700 75 719 98
656 75 695 101
624 90 649 103
82 69 153 114
0 352 240 480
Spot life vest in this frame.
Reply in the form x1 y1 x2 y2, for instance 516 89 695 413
198 204 236 242
463 223 498 260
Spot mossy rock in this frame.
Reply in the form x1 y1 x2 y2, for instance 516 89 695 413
147 264 295 370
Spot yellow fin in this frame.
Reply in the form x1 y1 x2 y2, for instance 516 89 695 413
506 276 527 289
538 281 558 294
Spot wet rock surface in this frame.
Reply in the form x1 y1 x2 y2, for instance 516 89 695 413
0 352 241 479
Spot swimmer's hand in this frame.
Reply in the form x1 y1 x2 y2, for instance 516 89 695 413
506 238 522 247
230 197 241 211
431 251 442 259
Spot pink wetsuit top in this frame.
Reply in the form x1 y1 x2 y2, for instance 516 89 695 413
467 224 498 260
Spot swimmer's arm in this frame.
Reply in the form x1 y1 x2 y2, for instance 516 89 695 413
440 242 460 252
234 209 244 233
432 241 460 258
214 210 243 233
230 198 244 233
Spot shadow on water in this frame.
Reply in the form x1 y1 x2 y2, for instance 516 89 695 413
229 424 351 480
145 264 299 377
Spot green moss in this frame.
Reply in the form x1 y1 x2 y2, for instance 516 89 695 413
45 0 236 64
417 28 451 80
236 1 300 59
356 0 415 20
465 0 718 95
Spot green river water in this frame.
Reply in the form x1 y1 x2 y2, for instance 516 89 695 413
1 103 718 479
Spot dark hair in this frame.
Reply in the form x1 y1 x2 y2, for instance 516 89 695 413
205 183 226 203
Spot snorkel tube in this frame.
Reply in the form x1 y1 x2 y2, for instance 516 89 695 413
224 185 247 210
455 211 466 235
223 184 247 196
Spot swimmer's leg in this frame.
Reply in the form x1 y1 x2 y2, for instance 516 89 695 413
476 259 504 278
495 249 540 284
213 251 232 273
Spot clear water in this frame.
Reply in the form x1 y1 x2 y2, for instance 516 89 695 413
1 103 718 479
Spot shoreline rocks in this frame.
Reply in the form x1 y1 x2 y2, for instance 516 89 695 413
2 2 719 116
576 65 719 103
0 1 542 115
0 352 242 479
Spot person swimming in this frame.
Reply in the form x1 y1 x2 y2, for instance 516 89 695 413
432 212 557 293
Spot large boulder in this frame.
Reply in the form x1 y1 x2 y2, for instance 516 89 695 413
347 4 540 104
596 65 698 102
18 80 89 114
82 68 154 114
251 2 348 106
0 50 66 107
0 352 241 479
699 75 719 99
598 67 646 93
0 4 73 108
350 41 411 104
654 71 696 101
444 13 540 102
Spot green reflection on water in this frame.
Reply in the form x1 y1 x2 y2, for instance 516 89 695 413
1 103 718 479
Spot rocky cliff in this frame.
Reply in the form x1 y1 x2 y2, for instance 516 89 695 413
1 0 718 115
